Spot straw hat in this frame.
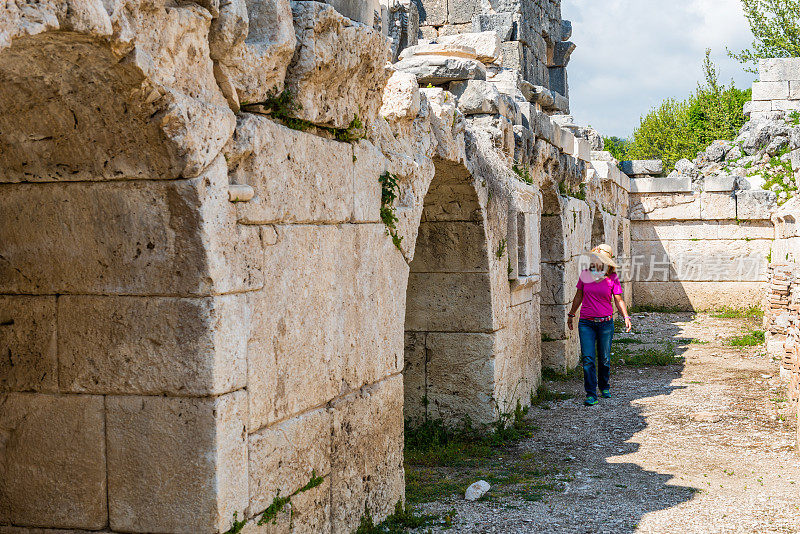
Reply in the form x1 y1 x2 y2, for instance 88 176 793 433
586 244 619 269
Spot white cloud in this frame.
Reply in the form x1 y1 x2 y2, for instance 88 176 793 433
561 0 754 137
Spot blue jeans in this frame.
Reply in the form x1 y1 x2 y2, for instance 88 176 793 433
578 319 614 398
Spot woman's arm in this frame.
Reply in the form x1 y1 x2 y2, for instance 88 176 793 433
614 294 632 332
567 289 583 331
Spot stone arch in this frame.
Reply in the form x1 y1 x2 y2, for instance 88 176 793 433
0 21 252 533
403 158 496 426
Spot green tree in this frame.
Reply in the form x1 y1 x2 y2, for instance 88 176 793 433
623 51 751 170
729 0 800 72
602 136 630 161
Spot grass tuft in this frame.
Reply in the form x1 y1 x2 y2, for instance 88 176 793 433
711 306 764 319
612 342 684 366
727 329 765 346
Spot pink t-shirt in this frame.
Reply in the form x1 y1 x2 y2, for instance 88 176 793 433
576 271 622 319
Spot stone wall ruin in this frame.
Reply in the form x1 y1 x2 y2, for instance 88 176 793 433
0 0 649 532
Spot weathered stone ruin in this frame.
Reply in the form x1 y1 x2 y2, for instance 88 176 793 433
1 2 799 533
0 0 633 531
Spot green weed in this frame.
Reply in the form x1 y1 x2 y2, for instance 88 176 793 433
379 172 403 250
727 329 765 346
612 342 684 366
711 306 764 319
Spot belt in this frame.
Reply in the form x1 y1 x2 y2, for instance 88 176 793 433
581 316 613 323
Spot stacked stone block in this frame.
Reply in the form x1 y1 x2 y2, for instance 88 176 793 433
629 164 774 310
746 59 800 120
412 0 572 112
0 0 634 531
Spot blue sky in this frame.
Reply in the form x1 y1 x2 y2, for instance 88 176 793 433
561 0 756 138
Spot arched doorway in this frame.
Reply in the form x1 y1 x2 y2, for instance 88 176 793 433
403 159 496 426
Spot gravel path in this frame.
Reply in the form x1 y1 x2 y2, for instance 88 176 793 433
411 312 800 533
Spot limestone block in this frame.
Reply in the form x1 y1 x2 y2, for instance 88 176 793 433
246 225 347 430
541 262 578 306
472 12 514 41
665 239 771 282
379 70 421 122
773 98 800 112
532 109 558 147
330 375 404 532
226 114 353 224
620 160 663 176
0 161 264 296
540 304 570 339
629 192 702 220
0 2 236 182
433 31 501 64
493 300 539 411
0 394 106 529
106 391 248 534
57 294 246 396
0 296 57 392
700 192 737 219
548 66 567 98
248 224 405 431
344 224 409 390
499 40 526 72
403 332 427 423
759 58 800 82
752 81 791 101
399 43 478 61
487 68 527 103
211 0 296 106
394 55 487 85
541 338 579 373
558 128 576 154
561 20 573 41
286 2 390 128
447 0 478 24
629 176 692 193
527 84 555 107
412 221 488 272
704 174 737 192
415 0 447 25
405 272 494 332
633 281 767 311
248 406 331 514
574 137 591 162
551 41 575 67
353 140 386 223
325 0 380 25
449 79 506 115
736 190 778 220
425 332 496 424
541 215 568 262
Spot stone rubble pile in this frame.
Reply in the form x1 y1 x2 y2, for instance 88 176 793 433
660 111 800 207
764 264 800 405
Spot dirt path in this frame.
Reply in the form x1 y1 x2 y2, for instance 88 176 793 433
409 313 800 533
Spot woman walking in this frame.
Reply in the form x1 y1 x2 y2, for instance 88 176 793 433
567 244 632 406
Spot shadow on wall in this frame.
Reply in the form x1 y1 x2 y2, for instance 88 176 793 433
404 157 496 427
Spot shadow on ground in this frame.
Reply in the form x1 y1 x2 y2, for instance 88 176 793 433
407 312 703 533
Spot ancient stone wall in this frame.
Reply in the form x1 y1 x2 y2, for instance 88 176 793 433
629 171 773 310
539 149 631 372
410 0 572 113
0 0 633 532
